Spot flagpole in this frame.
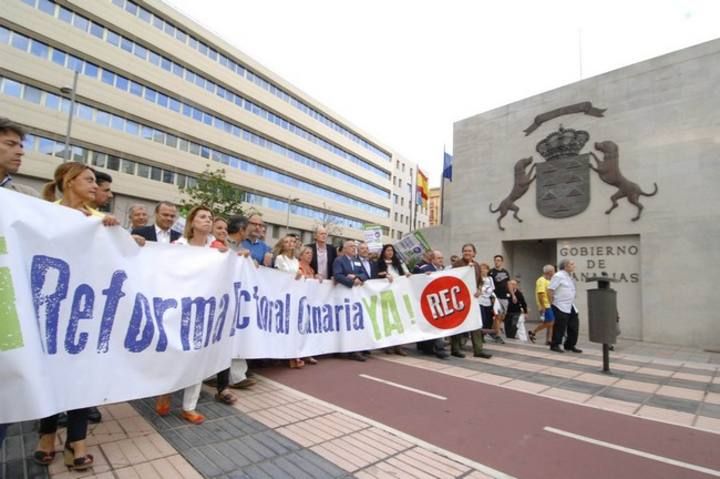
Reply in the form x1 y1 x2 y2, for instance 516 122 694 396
440 146 445 225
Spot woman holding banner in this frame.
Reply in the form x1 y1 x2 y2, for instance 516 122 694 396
35 162 123 470
376 244 411 356
274 235 317 367
155 206 236 422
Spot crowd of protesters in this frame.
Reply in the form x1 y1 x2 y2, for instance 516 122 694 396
1 115 582 471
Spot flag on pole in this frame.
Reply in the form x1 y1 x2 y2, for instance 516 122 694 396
416 169 429 206
443 152 453 181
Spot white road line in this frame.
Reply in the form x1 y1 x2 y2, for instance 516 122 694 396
359 374 447 400
544 426 720 477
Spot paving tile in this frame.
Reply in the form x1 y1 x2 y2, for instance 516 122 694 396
558 380 607 395
541 388 592 404
672 371 713 382
703 392 720 405
612 379 660 394
572 373 619 386
655 385 705 401
394 447 471 478
585 396 640 415
665 378 709 391
599 387 652 404
646 395 700 414
465 373 512 386
635 367 674 377
539 367 583 379
503 380 549 394
636 406 695 425
698 402 720 420
695 416 720 432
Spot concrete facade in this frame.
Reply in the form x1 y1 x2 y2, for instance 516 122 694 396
422 38 720 349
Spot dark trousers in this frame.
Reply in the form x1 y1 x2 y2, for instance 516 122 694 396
417 338 445 354
217 368 230 392
0 423 7 446
39 408 89 443
451 330 484 355
551 305 579 349
480 305 494 329
504 313 520 339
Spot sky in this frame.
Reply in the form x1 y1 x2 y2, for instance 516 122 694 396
165 0 720 187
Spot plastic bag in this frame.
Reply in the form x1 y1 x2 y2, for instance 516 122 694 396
516 313 528 342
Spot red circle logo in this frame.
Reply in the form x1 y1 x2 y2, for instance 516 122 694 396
420 276 471 329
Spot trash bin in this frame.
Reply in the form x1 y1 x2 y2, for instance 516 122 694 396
586 273 618 373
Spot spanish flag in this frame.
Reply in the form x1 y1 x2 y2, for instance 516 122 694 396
416 169 429 206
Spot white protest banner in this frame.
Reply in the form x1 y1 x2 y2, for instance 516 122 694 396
0 189 481 422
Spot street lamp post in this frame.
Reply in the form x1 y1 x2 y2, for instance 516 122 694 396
285 196 300 234
60 70 79 162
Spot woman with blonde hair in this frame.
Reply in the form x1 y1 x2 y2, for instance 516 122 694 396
211 216 229 248
35 162 121 471
296 245 320 365
155 205 235 422
273 235 307 367
42 161 119 225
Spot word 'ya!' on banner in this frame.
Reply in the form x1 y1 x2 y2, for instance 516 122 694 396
0 189 480 422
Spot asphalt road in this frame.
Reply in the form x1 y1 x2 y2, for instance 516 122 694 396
262 356 720 479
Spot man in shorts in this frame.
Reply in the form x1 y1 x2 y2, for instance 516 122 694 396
529 264 555 344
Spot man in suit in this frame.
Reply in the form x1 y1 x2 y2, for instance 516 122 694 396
333 240 369 361
414 251 450 359
357 242 378 279
131 201 181 244
308 226 337 280
91 171 113 211
333 240 369 287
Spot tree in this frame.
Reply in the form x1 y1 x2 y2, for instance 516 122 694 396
178 165 249 218
314 202 344 241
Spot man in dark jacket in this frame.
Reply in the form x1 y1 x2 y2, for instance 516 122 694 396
414 250 450 359
131 201 181 243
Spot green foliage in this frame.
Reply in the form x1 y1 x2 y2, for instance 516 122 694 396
178 166 247 218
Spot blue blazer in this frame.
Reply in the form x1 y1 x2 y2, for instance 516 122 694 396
333 255 369 287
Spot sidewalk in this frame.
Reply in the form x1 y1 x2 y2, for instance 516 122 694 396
2 335 718 479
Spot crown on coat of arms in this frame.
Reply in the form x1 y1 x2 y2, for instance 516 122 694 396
536 126 589 161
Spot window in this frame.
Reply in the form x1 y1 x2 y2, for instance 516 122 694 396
77 104 93 121
83 62 99 78
91 151 107 168
162 170 174 184
22 85 42 104
125 120 139 136
129 81 142 96
106 31 120 47
121 159 136 175
121 37 133 53
400 197 404 206
110 115 124 131
38 0 55 15
96 110 110 127
107 155 121 171
11 32 30 52
67 55 83 72
38 138 57 156
2 79 22 97
150 166 162 181
72 14 89 32
71 146 86 163
134 44 147 60
148 51 160 66
101 70 114 85
58 7 73 23
51 49 66 66
138 8 151 23
394 213 398 222
136 163 150 178
45 93 60 110
115 75 129 91
30 40 49 59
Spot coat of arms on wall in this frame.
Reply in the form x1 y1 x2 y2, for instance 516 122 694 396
488 102 659 230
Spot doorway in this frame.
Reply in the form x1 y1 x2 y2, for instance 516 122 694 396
504 239 557 319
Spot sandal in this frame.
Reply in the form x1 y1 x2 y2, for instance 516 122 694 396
305 357 318 365
528 331 536 343
155 394 171 417
181 410 205 425
32 449 56 466
64 444 93 471
215 390 238 405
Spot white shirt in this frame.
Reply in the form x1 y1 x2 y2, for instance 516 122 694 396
275 254 300 274
174 235 215 247
155 225 172 244
548 270 577 314
316 244 328 279
479 276 495 307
